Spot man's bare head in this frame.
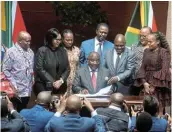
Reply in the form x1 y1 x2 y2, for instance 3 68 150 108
36 91 52 106
17 31 31 51
66 95 82 113
114 34 126 55
110 93 124 107
87 52 100 71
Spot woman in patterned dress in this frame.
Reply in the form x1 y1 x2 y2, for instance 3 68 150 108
134 32 171 115
130 26 152 95
62 29 80 94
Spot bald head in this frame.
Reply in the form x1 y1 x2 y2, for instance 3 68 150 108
17 31 31 41
36 91 52 105
114 34 125 42
17 31 31 51
66 95 82 113
110 93 124 106
114 34 126 54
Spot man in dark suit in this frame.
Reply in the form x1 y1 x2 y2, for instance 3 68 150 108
105 34 135 95
73 52 112 94
20 91 55 132
80 23 114 66
45 95 106 132
1 95 30 132
130 96 168 132
95 93 130 131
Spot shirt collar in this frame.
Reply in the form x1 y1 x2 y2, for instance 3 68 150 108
114 48 123 57
109 105 121 111
88 67 98 72
95 37 104 45
15 43 31 53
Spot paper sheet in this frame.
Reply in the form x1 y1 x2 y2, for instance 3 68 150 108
75 85 112 98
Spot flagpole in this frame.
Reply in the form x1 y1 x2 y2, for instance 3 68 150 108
7 1 12 48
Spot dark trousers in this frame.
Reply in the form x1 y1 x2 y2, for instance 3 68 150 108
129 85 143 95
33 82 67 96
33 82 49 96
11 96 30 112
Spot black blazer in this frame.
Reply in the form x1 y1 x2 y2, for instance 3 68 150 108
34 45 70 93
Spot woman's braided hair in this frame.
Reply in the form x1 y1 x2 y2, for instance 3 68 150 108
153 31 171 53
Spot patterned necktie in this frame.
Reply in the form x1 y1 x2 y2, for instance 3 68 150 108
115 55 120 74
91 71 96 89
97 43 102 57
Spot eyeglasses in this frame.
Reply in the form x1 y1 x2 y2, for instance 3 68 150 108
55 38 62 41
140 35 147 39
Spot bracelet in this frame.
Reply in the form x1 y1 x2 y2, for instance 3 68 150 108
60 78 64 84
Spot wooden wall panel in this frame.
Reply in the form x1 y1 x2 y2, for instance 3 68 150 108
19 1 168 52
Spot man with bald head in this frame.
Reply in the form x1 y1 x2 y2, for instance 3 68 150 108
45 95 106 132
104 34 135 95
72 51 111 94
95 93 130 131
20 91 55 132
3 31 34 111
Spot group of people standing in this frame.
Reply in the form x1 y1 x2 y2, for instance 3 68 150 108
2 23 171 116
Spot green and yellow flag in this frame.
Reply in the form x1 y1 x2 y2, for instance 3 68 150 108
1 1 12 48
125 1 157 47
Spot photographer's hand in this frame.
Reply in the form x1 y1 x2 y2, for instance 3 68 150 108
6 95 14 112
83 98 94 112
131 106 137 116
122 100 129 113
56 93 67 113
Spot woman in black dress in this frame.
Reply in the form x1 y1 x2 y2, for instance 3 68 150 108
34 28 70 95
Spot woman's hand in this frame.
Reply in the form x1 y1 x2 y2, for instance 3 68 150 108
53 80 63 89
143 82 150 94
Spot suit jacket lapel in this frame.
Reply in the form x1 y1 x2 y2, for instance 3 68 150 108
117 49 127 71
110 49 116 75
96 67 103 92
84 67 94 93
90 39 95 53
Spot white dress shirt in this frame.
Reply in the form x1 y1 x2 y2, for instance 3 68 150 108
88 67 98 78
94 37 103 52
113 49 122 81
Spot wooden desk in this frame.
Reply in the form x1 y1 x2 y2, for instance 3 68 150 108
80 96 144 117
86 96 143 108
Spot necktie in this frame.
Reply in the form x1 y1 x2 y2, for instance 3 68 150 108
115 55 120 74
91 71 96 89
97 43 102 57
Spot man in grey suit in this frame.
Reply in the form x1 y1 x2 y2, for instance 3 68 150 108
72 52 112 94
105 34 135 95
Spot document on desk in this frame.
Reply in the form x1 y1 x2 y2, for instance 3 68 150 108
75 85 111 98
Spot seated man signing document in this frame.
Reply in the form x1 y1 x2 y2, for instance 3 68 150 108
72 52 114 94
